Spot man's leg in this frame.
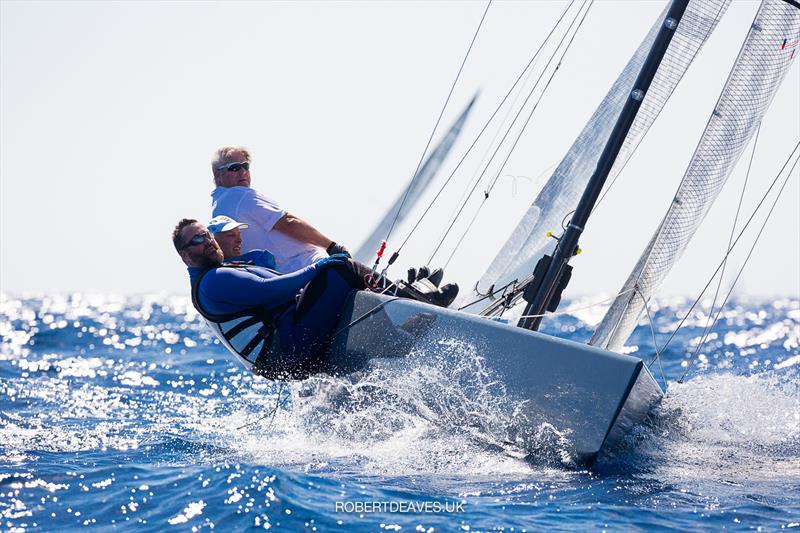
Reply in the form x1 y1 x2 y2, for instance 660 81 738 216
276 265 363 376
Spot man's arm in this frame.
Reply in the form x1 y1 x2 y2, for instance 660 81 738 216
273 212 333 249
206 264 320 310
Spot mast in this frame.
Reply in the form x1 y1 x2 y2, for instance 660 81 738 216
518 0 691 331
591 0 800 350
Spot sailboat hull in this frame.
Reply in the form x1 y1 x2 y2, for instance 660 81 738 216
325 291 663 464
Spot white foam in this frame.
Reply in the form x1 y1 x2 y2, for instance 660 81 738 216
625 372 800 481
203 338 580 477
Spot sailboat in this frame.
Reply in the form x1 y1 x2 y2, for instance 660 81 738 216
204 0 800 464
329 0 798 463
353 94 477 264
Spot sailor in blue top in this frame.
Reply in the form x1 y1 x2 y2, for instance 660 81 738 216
175 217 460 378
175 218 367 377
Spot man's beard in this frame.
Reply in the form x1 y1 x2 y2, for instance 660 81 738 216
196 248 223 267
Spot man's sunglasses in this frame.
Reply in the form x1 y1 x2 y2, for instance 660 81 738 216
180 231 214 250
215 161 250 172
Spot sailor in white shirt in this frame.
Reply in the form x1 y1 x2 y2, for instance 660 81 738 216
209 146 350 273
209 145 459 306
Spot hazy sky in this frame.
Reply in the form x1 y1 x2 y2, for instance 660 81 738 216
1 0 798 299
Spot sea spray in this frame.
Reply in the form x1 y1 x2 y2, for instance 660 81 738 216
217 336 575 475
1 294 799 530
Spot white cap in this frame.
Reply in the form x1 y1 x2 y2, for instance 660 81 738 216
207 215 248 234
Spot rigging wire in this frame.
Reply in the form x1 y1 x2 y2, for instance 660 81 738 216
432 0 595 267
244 144 797 424
298 148 797 378
383 0 493 245
688 124 760 366
485 4 593 200
434 0 586 246
639 288 667 386
331 297 402 339
647 141 799 371
249 143 795 401
466 0 728 319
235 382 290 431
435 39 550 251
391 0 580 259
440 163 558 272
677 150 800 383
512 287 635 319
598 122 774 349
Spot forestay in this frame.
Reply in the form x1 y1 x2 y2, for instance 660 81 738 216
591 0 800 351
475 0 730 299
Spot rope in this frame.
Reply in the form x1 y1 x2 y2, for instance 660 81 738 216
458 278 520 311
383 0 492 244
442 167 557 272
443 195 489 270
327 277 631 342
677 149 800 383
428 0 595 266
392 0 580 257
331 297 403 339
332 277 636 334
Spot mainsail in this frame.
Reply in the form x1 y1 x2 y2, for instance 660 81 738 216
475 0 730 298
354 94 477 263
591 0 800 351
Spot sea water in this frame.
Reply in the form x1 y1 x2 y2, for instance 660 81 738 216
0 293 798 531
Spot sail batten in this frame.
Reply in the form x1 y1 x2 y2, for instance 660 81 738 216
475 0 731 300
591 0 800 351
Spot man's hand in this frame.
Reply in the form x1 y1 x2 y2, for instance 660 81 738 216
326 241 351 258
314 254 350 269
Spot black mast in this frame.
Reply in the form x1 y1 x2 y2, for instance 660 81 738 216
518 0 691 331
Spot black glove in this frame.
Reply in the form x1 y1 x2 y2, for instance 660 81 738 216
326 241 351 258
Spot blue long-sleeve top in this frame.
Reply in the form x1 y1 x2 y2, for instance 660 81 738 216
228 249 277 270
188 262 321 317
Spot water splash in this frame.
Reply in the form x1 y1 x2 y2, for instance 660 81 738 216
1 293 798 530
206 337 573 477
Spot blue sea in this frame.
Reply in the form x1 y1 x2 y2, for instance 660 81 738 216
1 293 798 531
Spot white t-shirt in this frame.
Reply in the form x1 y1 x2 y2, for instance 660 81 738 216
211 186 327 273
